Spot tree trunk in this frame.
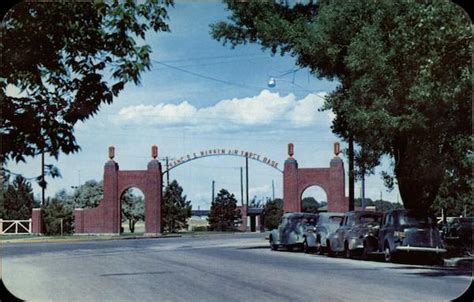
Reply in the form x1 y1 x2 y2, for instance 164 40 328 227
348 135 355 211
129 219 135 233
394 143 444 211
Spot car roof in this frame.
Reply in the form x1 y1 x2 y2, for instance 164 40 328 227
347 211 382 216
283 212 318 218
320 212 344 217
388 209 432 215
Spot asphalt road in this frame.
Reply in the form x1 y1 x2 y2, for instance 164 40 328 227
1 233 472 302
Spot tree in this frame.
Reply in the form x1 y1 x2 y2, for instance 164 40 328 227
54 180 104 210
162 180 192 233
70 180 104 209
249 195 264 208
301 197 320 213
354 198 403 212
263 198 283 230
1 0 172 165
211 1 472 211
208 189 240 231
2 175 34 220
42 198 74 235
121 188 144 233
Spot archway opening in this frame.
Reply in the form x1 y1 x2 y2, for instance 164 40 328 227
301 185 327 213
120 187 145 234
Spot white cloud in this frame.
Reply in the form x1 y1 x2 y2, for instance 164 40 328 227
114 90 333 131
249 184 272 198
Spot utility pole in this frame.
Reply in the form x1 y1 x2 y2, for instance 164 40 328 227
41 151 45 206
240 167 244 206
380 191 383 202
361 174 366 210
212 180 215 204
245 156 249 208
348 135 355 211
165 157 170 187
272 180 275 201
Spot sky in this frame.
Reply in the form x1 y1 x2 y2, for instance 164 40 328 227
8 1 401 209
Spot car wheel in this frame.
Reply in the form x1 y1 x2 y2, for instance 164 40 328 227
384 243 392 262
315 237 323 255
303 239 310 254
269 237 277 251
344 242 353 258
327 241 335 257
362 241 372 260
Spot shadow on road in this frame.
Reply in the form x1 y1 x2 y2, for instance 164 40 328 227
385 265 472 277
100 271 174 277
237 245 269 250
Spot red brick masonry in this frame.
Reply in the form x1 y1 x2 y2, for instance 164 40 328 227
74 159 162 235
283 156 348 213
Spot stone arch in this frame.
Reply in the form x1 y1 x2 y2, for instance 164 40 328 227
300 184 328 212
75 146 162 235
119 187 145 234
283 143 348 213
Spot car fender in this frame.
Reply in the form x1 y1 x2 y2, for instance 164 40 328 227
270 229 280 244
305 232 317 247
327 233 341 251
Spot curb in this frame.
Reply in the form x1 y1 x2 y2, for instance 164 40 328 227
1 234 182 244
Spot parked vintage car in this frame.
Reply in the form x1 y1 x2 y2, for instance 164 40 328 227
302 212 344 254
378 209 447 263
327 211 383 258
445 217 473 242
269 212 318 251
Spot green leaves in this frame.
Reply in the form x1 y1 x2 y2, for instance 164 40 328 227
212 0 472 211
1 0 172 164
162 180 192 233
208 188 240 231
1 175 34 220
263 198 283 230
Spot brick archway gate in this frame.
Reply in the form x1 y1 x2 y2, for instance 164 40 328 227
75 146 162 235
283 143 348 213
71 143 347 235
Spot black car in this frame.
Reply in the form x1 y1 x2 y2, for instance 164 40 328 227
327 211 383 258
378 209 446 262
444 217 473 256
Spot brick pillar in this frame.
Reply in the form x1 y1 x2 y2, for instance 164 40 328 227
283 158 299 212
74 209 84 233
328 157 348 212
31 208 43 234
145 159 162 235
238 205 248 232
103 160 119 233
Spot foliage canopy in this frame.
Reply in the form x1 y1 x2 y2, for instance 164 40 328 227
208 188 240 231
211 0 472 211
162 180 192 232
1 0 172 163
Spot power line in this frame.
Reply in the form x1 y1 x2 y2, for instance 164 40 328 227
152 60 269 91
155 53 270 64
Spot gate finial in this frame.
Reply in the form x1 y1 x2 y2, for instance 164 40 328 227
288 143 294 158
334 142 341 156
108 146 115 160
151 145 158 159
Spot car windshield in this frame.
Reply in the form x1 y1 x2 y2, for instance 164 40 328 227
358 214 381 224
294 216 318 226
328 216 343 225
399 212 435 227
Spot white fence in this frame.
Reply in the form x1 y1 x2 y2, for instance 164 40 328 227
0 219 32 234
